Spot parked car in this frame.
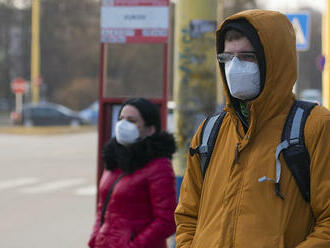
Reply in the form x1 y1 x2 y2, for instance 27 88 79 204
79 101 175 131
11 102 87 126
79 101 98 125
0 98 10 111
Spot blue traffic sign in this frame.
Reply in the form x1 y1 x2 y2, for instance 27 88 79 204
286 13 311 51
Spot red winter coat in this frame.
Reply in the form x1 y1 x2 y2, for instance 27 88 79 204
88 157 177 248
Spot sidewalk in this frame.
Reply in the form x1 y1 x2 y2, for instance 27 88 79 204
0 125 97 135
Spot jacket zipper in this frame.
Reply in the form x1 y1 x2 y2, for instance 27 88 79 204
234 142 241 164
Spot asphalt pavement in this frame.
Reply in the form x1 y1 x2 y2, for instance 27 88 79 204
0 128 98 248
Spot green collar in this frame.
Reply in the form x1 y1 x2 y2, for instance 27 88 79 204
239 101 249 122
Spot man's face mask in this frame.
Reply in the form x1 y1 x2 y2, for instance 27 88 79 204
225 56 260 100
115 119 140 146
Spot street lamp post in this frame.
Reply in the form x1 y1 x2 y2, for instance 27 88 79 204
31 0 40 104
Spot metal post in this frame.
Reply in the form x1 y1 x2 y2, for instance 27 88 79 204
322 1 330 108
217 0 224 105
15 93 23 116
97 43 107 187
173 0 218 177
31 0 40 104
162 43 169 130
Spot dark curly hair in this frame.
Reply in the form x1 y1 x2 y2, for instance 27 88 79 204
119 98 161 133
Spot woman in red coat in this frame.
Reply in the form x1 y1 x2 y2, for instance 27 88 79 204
88 98 177 248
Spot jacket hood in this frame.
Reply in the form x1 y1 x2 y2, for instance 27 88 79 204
216 9 297 129
102 131 176 173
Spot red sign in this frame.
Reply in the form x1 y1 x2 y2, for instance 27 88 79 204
101 0 169 43
11 77 27 94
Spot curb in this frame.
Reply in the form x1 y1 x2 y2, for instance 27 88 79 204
0 126 97 135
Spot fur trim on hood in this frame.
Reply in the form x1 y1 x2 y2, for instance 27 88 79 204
102 132 176 173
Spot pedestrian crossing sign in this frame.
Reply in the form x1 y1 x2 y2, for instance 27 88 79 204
286 13 311 51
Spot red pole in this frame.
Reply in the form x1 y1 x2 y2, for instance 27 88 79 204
97 43 106 190
162 43 168 131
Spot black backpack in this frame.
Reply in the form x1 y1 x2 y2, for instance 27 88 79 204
190 100 317 202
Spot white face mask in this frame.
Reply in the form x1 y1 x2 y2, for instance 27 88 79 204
225 56 261 100
115 119 140 146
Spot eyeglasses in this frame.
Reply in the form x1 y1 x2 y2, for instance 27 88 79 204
217 52 257 63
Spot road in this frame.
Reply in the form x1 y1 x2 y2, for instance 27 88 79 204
0 130 98 248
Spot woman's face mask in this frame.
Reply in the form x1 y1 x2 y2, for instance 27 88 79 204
115 119 140 146
225 56 260 100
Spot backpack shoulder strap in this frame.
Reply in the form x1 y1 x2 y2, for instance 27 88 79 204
190 109 226 179
281 100 317 202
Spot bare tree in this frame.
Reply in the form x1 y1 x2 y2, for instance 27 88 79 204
0 3 30 108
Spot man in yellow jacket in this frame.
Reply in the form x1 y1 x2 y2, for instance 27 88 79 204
175 9 330 248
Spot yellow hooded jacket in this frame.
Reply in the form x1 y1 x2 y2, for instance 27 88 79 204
175 9 330 248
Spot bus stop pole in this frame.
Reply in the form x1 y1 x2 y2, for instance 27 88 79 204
97 43 107 189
